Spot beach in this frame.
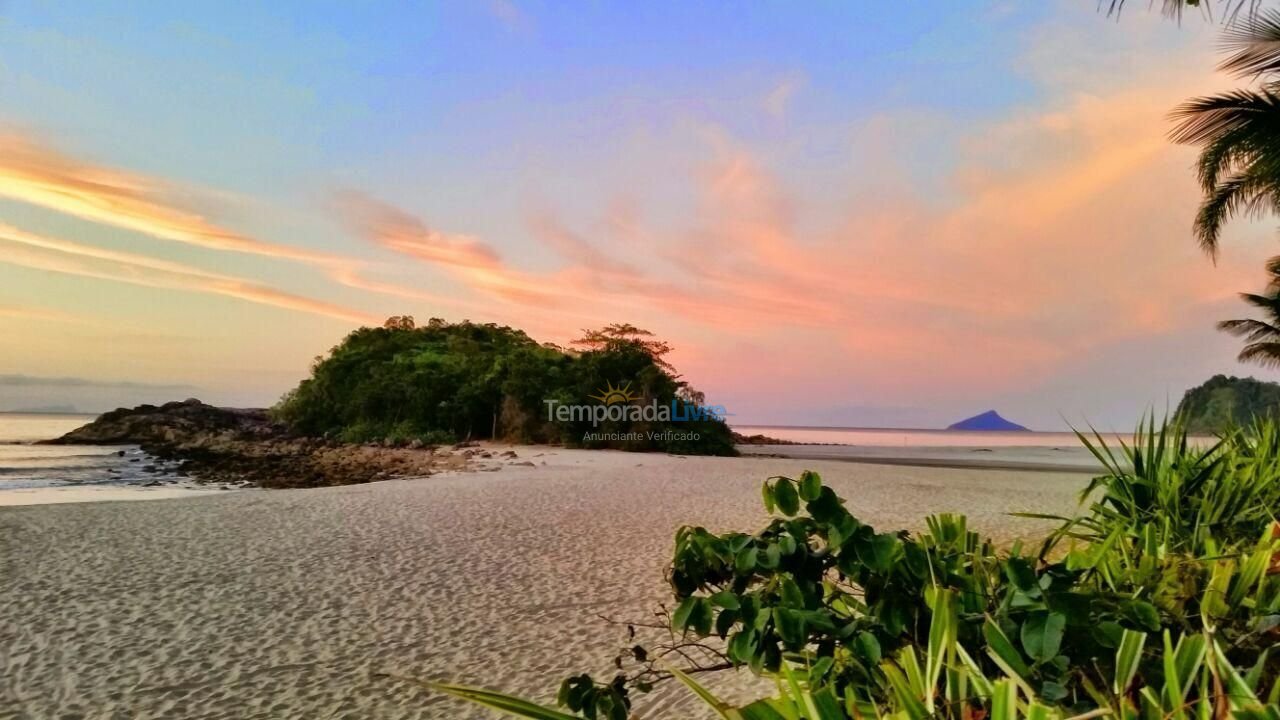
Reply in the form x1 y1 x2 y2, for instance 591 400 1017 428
0 447 1090 719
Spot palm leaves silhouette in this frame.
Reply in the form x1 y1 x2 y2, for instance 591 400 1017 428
1218 260 1280 367
1172 9 1280 257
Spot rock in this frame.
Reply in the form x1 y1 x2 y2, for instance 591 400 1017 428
42 399 280 446
512 461 535 467
36 399 485 490
452 440 478 449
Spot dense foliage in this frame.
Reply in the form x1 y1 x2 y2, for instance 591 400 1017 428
1176 375 1280 433
274 317 736 456
428 419 1280 718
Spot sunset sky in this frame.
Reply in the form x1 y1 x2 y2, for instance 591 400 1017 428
2 2 1278 428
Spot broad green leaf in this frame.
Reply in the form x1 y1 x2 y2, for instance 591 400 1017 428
728 629 758 663
736 546 759 574
798 471 822 501
761 482 777 514
672 596 698 631
711 590 741 610
773 479 800 516
773 608 807 648
760 543 781 570
1119 599 1161 633
855 631 882 665
1021 611 1066 663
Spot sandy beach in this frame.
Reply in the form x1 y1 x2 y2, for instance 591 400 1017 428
1 447 1090 719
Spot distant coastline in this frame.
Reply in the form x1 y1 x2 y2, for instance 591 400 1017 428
0 408 93 417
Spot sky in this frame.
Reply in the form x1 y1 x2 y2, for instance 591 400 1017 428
0 1 1277 428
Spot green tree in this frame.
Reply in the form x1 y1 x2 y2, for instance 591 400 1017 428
274 317 737 455
1171 10 1280 256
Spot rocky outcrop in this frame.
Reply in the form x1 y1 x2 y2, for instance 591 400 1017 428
43 399 470 488
45 399 281 445
731 431 791 445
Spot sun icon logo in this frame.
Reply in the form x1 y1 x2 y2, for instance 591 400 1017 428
590 380 639 405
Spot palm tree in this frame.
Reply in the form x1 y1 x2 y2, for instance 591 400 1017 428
1171 9 1280 257
1218 262 1280 366
1106 0 1260 21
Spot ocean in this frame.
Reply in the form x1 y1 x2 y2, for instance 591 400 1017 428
730 424 1133 472
0 413 184 494
0 415 1124 502
732 425 1092 447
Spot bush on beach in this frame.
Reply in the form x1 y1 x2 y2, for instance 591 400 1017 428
425 418 1280 718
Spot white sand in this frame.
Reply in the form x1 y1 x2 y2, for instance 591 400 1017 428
0 447 1089 719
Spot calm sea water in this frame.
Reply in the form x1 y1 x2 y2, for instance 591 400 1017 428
0 413 164 490
730 425 1141 472
732 425 1092 447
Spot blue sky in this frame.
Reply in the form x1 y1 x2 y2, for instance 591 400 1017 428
0 2 1273 428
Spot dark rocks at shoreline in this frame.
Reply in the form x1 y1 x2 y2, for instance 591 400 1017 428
731 431 791 445
42 399 471 489
44 399 281 446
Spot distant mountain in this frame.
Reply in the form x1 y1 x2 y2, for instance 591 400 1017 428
947 410 1029 432
1176 375 1280 434
4 404 80 414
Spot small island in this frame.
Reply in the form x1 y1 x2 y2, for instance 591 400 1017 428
946 409 1029 431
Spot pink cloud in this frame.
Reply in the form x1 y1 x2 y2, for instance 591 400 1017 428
0 132 337 263
0 223 375 324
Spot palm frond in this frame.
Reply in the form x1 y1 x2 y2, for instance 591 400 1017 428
1217 317 1280 342
1104 0 1261 22
1237 341 1280 367
1170 87 1280 146
1192 171 1272 254
1219 8 1280 76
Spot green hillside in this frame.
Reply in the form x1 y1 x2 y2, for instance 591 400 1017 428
1175 374 1280 433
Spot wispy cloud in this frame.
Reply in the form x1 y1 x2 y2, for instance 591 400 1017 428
332 54 1267 408
487 0 535 35
0 223 376 324
0 303 80 323
763 74 805 119
0 132 338 263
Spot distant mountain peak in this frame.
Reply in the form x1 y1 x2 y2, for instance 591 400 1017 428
947 410 1029 432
